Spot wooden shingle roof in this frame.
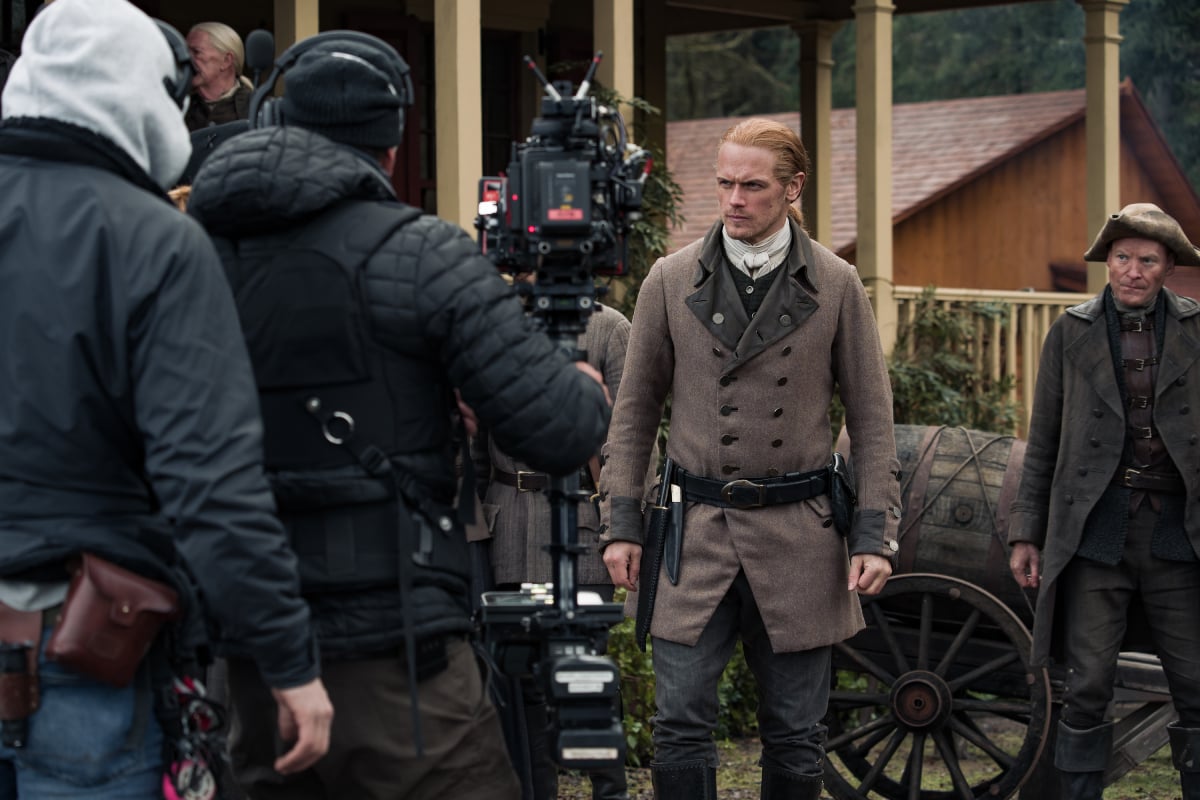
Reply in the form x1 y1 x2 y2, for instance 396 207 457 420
666 81 1200 256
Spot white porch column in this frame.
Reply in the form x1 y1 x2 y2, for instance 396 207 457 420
595 0 635 125
435 0 483 232
854 0 895 354
795 20 840 247
1081 0 1129 293
272 0 318 51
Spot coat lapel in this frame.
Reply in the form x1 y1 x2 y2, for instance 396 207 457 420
685 223 749 352
685 220 821 374
1065 313 1123 417
1157 291 1200 396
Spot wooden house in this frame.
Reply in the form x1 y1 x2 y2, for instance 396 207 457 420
667 78 1200 298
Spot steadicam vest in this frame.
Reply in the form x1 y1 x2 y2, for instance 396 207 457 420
218 200 471 594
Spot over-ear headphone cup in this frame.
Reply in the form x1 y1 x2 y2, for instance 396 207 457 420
257 97 281 128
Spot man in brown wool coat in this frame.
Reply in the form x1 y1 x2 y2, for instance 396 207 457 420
599 117 902 800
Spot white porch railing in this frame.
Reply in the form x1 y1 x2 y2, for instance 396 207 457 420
893 286 1092 436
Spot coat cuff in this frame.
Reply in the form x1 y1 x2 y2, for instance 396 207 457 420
847 508 900 562
599 495 644 549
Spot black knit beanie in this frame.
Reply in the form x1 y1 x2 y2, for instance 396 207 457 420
281 40 407 150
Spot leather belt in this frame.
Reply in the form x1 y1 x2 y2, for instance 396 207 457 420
677 466 829 510
1111 466 1185 494
493 468 548 493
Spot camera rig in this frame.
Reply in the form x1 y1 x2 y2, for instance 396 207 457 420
476 52 650 338
476 53 644 779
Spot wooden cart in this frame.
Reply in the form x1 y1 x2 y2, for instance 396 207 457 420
823 425 1176 800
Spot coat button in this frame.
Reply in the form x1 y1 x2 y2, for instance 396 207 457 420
782 346 792 356
772 439 783 448
712 312 725 325
773 408 784 417
1078 467 1088 476
779 314 792 326
721 405 737 416
1090 437 1101 447
777 377 788 386
722 465 739 475
721 434 738 445
745 285 755 295
1065 495 1074 505
1183 406 1191 415
713 347 722 356
1179 376 1188 386
1092 409 1103 418
720 375 733 386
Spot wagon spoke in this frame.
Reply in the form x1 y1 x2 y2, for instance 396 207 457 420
917 592 934 670
856 728 907 796
835 640 898 686
947 650 1020 692
949 713 1016 768
825 712 896 752
905 732 926 800
932 729 975 800
934 607 981 677
869 602 912 674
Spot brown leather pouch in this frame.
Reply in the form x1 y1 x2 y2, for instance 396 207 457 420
45 554 179 687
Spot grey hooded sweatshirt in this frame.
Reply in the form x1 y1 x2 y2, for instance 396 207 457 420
0 0 319 689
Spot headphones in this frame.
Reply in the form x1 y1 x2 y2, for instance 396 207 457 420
153 20 195 109
248 30 414 137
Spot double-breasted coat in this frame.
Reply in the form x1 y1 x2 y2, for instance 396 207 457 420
1007 288 1200 666
600 220 902 652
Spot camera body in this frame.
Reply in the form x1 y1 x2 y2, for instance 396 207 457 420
476 59 650 285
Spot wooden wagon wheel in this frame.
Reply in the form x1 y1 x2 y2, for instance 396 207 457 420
822 573 1051 800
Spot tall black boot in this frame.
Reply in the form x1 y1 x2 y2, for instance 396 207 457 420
651 759 716 800
589 764 630 800
1168 722 1200 800
761 765 822 799
1054 720 1112 800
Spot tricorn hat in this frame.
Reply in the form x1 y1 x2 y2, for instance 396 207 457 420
1083 203 1200 267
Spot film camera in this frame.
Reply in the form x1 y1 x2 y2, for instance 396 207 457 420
475 53 642 783
476 52 650 336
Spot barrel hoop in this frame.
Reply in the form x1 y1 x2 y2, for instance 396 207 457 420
897 425 944 574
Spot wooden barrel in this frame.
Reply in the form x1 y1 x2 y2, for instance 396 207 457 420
840 424 1034 626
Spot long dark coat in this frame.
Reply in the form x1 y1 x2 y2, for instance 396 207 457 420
1008 288 1200 666
600 220 902 652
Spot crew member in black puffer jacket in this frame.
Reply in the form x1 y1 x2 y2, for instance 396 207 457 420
187 32 611 800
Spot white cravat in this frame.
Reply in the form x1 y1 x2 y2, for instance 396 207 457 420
723 224 791 280
742 251 770 277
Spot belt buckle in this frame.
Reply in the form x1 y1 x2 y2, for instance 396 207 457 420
1123 467 1140 487
721 479 765 509
516 471 538 492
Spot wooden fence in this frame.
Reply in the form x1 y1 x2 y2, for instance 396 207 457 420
892 286 1092 436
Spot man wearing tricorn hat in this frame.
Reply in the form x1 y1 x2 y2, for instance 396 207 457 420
1008 203 1200 799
